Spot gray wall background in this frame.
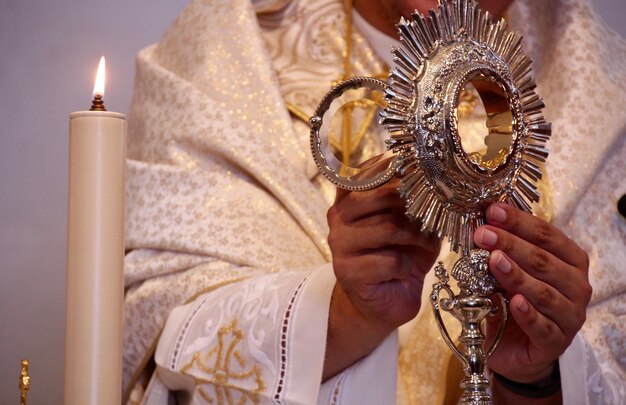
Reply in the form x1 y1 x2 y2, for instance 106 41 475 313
0 1 624 403
0 1 187 402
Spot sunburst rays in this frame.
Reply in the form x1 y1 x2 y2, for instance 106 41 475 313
380 0 551 255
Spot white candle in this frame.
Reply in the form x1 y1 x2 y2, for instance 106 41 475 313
65 56 126 405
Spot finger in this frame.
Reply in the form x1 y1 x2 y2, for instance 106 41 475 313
507 294 570 362
488 250 585 335
335 175 401 201
484 203 589 271
335 213 435 250
334 248 417 286
333 180 405 223
474 226 588 303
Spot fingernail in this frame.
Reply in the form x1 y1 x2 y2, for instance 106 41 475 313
480 229 498 246
494 251 511 273
517 298 529 313
490 205 507 223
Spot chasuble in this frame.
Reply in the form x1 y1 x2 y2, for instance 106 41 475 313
123 0 626 403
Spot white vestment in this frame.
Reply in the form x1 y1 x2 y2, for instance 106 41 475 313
123 0 626 403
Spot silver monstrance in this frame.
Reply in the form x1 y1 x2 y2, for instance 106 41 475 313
310 0 550 403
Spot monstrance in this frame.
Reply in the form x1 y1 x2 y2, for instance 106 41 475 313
310 0 550 403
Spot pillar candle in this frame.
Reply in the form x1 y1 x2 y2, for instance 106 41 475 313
65 56 126 405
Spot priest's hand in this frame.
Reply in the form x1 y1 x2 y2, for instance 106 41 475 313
322 177 441 380
474 203 591 387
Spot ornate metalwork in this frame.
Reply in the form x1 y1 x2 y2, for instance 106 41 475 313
310 0 550 255
19 359 30 405
310 76 397 191
431 250 507 404
310 1 550 403
382 3 551 255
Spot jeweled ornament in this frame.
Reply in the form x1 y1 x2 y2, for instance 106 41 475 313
310 1 550 403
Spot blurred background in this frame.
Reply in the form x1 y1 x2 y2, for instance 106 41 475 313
0 0 624 403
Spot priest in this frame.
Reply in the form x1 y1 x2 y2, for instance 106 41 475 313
123 0 626 403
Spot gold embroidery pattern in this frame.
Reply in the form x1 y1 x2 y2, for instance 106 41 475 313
181 320 266 404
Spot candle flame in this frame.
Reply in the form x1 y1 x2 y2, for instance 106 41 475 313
93 56 105 98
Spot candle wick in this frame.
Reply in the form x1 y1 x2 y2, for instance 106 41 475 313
90 95 107 112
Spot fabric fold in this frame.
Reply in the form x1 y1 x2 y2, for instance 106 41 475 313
149 267 336 404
